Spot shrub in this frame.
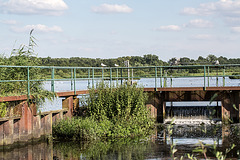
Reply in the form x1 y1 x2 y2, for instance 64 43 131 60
53 82 155 140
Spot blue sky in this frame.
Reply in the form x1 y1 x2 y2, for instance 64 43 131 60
0 0 240 61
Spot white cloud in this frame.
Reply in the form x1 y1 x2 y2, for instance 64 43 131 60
92 4 133 14
11 24 63 33
186 19 213 28
182 0 240 17
231 26 240 33
1 19 17 25
0 0 68 16
190 34 213 40
155 25 181 31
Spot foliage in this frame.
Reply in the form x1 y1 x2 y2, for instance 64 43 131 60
53 117 112 141
229 72 240 79
53 82 155 140
86 82 154 137
0 30 55 114
0 102 7 117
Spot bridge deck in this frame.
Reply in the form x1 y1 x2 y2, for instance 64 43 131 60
1 86 240 102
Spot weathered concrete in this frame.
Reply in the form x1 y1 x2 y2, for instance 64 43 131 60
3 119 13 145
40 113 52 138
52 110 63 123
0 95 75 146
32 115 41 140
62 96 74 118
146 104 157 119
0 121 3 146
19 102 32 142
221 91 240 123
146 92 164 123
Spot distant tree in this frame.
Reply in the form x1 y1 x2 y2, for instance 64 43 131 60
168 57 178 66
179 57 190 65
207 54 217 63
218 56 228 64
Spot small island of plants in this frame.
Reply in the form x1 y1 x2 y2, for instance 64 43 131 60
53 82 155 140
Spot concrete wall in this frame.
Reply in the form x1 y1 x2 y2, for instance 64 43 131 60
0 96 77 146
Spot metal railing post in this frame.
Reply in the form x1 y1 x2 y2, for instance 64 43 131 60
131 68 133 84
51 67 55 92
88 68 90 89
116 68 118 86
204 66 206 90
164 70 167 87
121 68 123 85
155 67 157 91
160 67 162 88
92 68 94 88
207 66 210 87
27 67 30 98
110 68 112 87
223 67 225 87
102 67 104 80
74 68 76 95
71 68 73 90
216 67 219 87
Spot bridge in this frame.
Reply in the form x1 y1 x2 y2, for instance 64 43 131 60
0 64 240 146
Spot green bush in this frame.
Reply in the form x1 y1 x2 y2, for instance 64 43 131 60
53 117 113 141
53 82 155 140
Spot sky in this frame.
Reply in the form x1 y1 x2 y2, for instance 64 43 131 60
0 0 240 61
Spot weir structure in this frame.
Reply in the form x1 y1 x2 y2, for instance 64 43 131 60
0 64 240 146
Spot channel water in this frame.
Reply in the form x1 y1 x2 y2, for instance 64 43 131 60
1 77 240 159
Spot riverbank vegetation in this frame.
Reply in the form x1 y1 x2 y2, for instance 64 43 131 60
53 83 155 140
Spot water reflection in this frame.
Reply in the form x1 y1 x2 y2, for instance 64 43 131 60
1 124 240 159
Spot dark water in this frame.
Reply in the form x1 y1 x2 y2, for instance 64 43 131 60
1 124 240 160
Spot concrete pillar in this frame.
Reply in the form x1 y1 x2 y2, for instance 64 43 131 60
163 102 166 121
222 125 230 147
62 96 74 118
221 91 240 124
19 101 33 142
221 99 230 124
52 110 63 124
146 91 165 123
2 119 14 145
146 104 157 119
0 121 4 146
40 113 52 138
13 118 20 144
73 97 79 116
32 115 41 140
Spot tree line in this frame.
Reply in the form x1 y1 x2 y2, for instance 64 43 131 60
1 54 239 68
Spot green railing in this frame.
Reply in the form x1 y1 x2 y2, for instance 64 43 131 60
0 64 240 97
